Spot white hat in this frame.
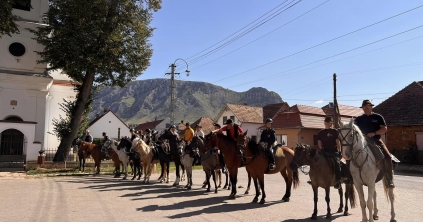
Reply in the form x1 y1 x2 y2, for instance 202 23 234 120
86 129 90 133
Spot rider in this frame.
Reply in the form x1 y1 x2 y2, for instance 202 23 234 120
317 116 342 189
144 128 152 144
195 124 204 138
213 123 224 135
130 128 137 142
101 132 110 160
212 119 243 141
184 123 197 164
84 130 93 143
259 118 276 170
170 125 179 139
353 99 395 188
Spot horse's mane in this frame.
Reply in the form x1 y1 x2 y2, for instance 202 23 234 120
216 133 234 143
133 137 150 152
247 140 260 155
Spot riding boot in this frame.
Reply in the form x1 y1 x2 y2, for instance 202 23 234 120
334 158 342 189
266 148 275 170
384 158 395 188
218 153 226 173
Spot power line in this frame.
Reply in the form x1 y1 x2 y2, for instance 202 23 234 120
228 26 423 89
212 4 423 83
187 0 331 72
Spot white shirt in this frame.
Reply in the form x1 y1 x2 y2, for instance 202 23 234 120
195 130 204 138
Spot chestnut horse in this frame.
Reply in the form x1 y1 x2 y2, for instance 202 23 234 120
291 144 356 219
78 141 121 176
131 137 157 183
236 131 299 204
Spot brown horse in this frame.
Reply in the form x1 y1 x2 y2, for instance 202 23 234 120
290 144 356 219
131 137 157 183
78 141 121 176
236 131 299 204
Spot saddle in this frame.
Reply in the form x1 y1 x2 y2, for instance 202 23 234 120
322 151 353 184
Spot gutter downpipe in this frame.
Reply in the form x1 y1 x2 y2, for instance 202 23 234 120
297 126 302 144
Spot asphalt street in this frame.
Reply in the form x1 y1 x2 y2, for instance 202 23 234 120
0 169 422 222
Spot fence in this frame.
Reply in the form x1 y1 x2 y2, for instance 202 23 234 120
43 148 114 163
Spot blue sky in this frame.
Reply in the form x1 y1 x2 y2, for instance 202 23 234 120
138 0 423 107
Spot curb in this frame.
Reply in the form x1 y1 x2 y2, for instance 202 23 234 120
394 164 423 175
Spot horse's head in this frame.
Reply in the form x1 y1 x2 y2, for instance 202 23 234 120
338 118 361 160
189 136 205 152
177 139 186 156
204 132 218 149
236 131 248 150
291 143 311 171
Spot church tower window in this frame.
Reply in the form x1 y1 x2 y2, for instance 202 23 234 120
12 0 31 11
9 42 26 57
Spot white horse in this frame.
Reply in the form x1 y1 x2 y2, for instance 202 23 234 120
177 140 194 189
104 139 130 179
339 119 396 222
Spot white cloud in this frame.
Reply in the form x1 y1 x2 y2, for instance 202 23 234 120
315 100 324 104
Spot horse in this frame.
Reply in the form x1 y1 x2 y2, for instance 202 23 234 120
157 129 186 186
339 119 396 222
104 139 130 179
117 137 142 180
77 141 121 176
131 137 157 183
72 138 87 172
236 131 299 204
290 143 356 219
154 139 172 183
177 139 197 189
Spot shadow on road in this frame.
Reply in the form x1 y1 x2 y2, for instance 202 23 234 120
282 213 349 222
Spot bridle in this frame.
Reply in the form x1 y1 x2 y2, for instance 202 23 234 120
291 145 321 175
236 135 258 166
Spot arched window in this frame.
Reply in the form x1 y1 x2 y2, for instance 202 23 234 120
0 129 25 155
4 116 23 122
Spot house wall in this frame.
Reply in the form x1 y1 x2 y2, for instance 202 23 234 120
241 123 262 142
385 125 423 151
87 112 131 139
274 128 320 149
274 129 300 149
155 118 170 132
215 107 241 126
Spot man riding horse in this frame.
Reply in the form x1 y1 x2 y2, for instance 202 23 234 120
259 118 277 170
101 132 110 160
316 116 342 189
212 119 243 172
353 99 395 188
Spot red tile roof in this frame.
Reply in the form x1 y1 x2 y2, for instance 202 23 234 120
227 104 263 123
190 117 215 134
322 104 363 118
263 102 289 121
135 119 164 131
373 81 423 126
52 80 75 87
293 104 326 115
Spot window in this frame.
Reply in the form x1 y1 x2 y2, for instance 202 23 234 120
223 116 227 125
313 135 318 145
12 0 31 11
4 116 23 121
276 135 288 146
9 43 26 57
230 116 235 121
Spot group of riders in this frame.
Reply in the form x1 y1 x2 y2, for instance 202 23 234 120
80 99 395 189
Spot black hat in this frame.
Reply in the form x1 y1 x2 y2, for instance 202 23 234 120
170 125 176 129
130 128 134 132
213 123 221 128
225 119 233 124
102 132 107 135
360 99 374 108
265 118 273 123
145 129 151 133
185 122 190 126
195 124 202 128
324 116 333 123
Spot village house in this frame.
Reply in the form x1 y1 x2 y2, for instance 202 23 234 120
373 81 423 163
87 109 131 139
214 103 263 142
190 117 215 135
134 117 171 133
0 0 77 167
270 103 363 148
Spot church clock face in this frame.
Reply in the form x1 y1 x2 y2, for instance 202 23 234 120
8 42 26 57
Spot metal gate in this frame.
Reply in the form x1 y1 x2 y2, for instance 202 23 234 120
0 129 25 155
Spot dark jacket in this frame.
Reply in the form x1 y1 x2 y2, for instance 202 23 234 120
260 128 276 149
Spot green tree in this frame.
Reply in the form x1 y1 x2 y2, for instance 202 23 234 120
32 0 161 161
0 0 30 38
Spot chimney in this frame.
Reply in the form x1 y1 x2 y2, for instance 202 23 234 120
103 107 109 113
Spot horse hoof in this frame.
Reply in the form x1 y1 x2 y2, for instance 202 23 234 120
187 186 191 190
215 190 218 194
343 211 349 216
337 208 343 213
326 213 331 219
202 184 207 188
373 215 379 220
207 189 211 192
131 178 135 181
282 197 290 202
173 184 177 187
223 185 228 189
166 181 169 184
122 177 127 180
259 199 265 204
311 214 317 220
137 178 141 180
252 197 258 203
245 191 249 194
218 185 221 188
228 195 236 200
390 220 397 222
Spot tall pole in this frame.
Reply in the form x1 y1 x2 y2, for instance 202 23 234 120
166 59 190 125
333 73 339 128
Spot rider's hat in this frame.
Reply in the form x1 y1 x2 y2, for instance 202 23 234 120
360 99 374 108
213 123 221 128
86 129 90 133
170 125 176 129
195 124 202 128
225 119 233 124
145 128 151 133
185 122 190 126
130 128 134 132
324 116 333 122
265 118 273 123
102 132 107 135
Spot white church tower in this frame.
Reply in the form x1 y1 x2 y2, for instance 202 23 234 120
0 0 77 167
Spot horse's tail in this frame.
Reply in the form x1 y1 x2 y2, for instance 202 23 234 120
348 184 357 208
292 170 300 189
382 177 396 203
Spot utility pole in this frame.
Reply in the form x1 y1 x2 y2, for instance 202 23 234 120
333 73 340 128
165 59 190 125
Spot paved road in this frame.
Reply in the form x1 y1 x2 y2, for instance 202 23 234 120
0 170 422 222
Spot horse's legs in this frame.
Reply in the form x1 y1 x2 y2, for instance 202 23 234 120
181 165 186 182
344 184 350 216
367 185 376 222
389 187 396 222
355 184 368 222
245 172 251 194
206 171 211 192
212 169 218 193
137 162 142 180
223 170 229 189
217 170 222 188
159 161 164 182
312 186 318 219
122 160 128 180
280 169 291 202
373 189 379 220
82 157 85 172
166 161 170 183
229 170 238 199
258 173 266 204
325 187 332 218
143 163 147 183
337 184 344 213
131 162 136 180
252 175 259 203
173 163 180 186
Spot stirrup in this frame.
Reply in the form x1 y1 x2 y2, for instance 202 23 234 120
269 164 275 170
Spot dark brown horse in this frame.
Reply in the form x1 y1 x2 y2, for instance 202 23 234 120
72 138 87 172
78 141 121 176
290 144 356 219
236 131 299 204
